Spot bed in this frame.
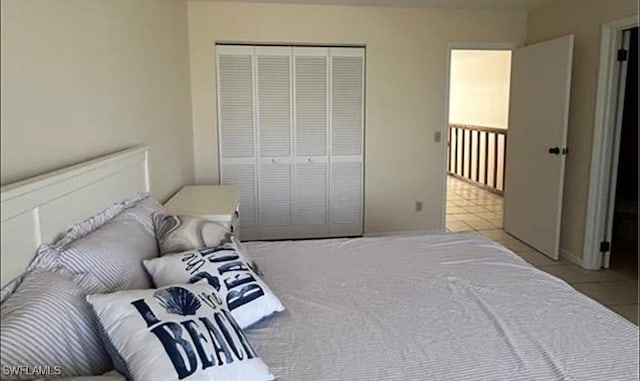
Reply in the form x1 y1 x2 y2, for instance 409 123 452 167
245 235 639 380
1 148 638 381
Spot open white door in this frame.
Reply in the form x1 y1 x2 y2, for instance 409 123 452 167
504 35 574 259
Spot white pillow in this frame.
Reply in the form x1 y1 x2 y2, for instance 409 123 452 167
154 214 228 254
86 281 274 381
144 239 284 329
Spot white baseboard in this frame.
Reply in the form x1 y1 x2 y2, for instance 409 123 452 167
363 229 445 238
560 248 586 268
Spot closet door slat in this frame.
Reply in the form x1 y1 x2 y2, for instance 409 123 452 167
257 52 291 157
221 163 257 228
294 162 328 226
259 163 292 227
217 46 258 241
330 48 364 235
256 48 293 236
218 51 255 158
295 51 328 157
332 55 364 156
331 161 362 224
292 48 329 237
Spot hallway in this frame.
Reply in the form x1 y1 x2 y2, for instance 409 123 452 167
446 175 639 325
446 176 503 231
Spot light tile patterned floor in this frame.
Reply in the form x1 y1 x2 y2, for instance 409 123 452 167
446 175 639 325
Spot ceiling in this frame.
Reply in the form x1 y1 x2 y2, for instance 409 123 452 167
201 0 556 11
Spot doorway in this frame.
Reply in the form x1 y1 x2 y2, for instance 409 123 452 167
445 36 574 261
607 26 638 276
584 17 639 271
445 49 511 233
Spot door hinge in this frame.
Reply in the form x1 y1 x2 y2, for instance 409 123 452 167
617 49 628 62
600 241 611 253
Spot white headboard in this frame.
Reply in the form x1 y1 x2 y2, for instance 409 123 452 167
0 146 150 287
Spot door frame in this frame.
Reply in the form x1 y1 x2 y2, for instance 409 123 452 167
583 16 639 270
442 42 519 229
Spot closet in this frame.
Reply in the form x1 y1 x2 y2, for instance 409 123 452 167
216 45 365 240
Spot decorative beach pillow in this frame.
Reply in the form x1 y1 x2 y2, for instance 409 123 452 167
86 281 274 381
154 213 228 254
143 239 284 329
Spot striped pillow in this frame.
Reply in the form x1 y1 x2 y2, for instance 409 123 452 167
33 370 125 381
43 193 150 252
30 197 165 293
0 269 112 379
1 194 150 304
0 278 21 305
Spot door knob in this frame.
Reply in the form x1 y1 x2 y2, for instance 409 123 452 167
548 147 561 155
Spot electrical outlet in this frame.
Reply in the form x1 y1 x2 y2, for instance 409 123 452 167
415 201 423 212
434 131 442 143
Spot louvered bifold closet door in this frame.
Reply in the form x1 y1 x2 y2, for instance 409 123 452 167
255 47 294 239
330 48 364 237
217 45 258 240
218 45 364 241
293 47 330 238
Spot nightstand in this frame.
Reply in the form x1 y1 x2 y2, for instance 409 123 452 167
163 185 240 237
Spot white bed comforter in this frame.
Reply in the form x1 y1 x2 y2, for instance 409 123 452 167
244 233 639 381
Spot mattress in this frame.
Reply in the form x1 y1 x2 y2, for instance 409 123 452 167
244 233 639 381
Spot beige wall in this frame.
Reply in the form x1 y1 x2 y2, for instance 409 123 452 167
449 50 512 129
527 0 638 260
188 1 526 234
1 0 194 201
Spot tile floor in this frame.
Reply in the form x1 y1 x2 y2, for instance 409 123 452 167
446 175 639 325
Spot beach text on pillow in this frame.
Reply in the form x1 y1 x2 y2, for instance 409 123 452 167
86 281 274 381
144 239 284 329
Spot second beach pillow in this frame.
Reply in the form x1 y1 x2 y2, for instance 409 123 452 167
144 239 284 329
